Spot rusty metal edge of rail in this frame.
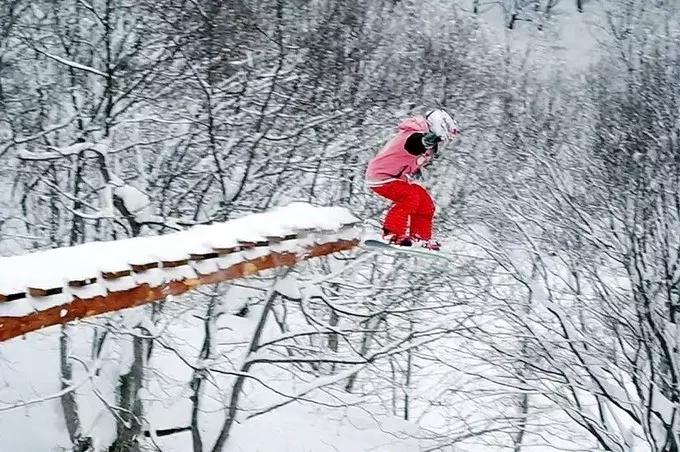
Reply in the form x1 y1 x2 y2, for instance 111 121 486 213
0 239 359 343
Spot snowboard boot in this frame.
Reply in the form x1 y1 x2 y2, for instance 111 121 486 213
383 230 412 247
413 236 441 251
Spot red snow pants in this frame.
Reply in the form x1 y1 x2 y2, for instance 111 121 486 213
371 180 435 240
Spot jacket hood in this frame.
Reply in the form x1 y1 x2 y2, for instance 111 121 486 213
398 116 429 133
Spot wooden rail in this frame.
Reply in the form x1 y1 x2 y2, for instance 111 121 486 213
0 239 359 342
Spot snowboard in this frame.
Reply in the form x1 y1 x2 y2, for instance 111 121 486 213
362 239 451 261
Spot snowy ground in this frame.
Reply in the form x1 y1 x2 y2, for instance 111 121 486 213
0 290 438 452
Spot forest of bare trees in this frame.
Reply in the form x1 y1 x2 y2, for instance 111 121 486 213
0 0 679 451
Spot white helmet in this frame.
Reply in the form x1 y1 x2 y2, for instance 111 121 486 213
425 109 459 143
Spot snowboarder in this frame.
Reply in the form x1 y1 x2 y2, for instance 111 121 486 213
365 109 459 251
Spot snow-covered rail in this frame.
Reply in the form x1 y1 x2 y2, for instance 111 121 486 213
0 203 361 342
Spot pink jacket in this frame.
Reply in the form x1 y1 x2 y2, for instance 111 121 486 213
365 116 433 187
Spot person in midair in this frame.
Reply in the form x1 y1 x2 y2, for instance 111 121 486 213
365 109 459 251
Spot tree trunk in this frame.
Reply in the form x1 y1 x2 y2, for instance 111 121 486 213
513 392 529 452
514 262 538 451
211 287 280 451
190 292 219 452
344 315 386 393
60 325 93 451
108 335 145 452
328 310 339 352
404 347 412 420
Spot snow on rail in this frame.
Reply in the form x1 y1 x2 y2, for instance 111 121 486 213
0 203 361 341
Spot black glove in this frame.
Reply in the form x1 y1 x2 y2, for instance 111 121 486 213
422 132 441 149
